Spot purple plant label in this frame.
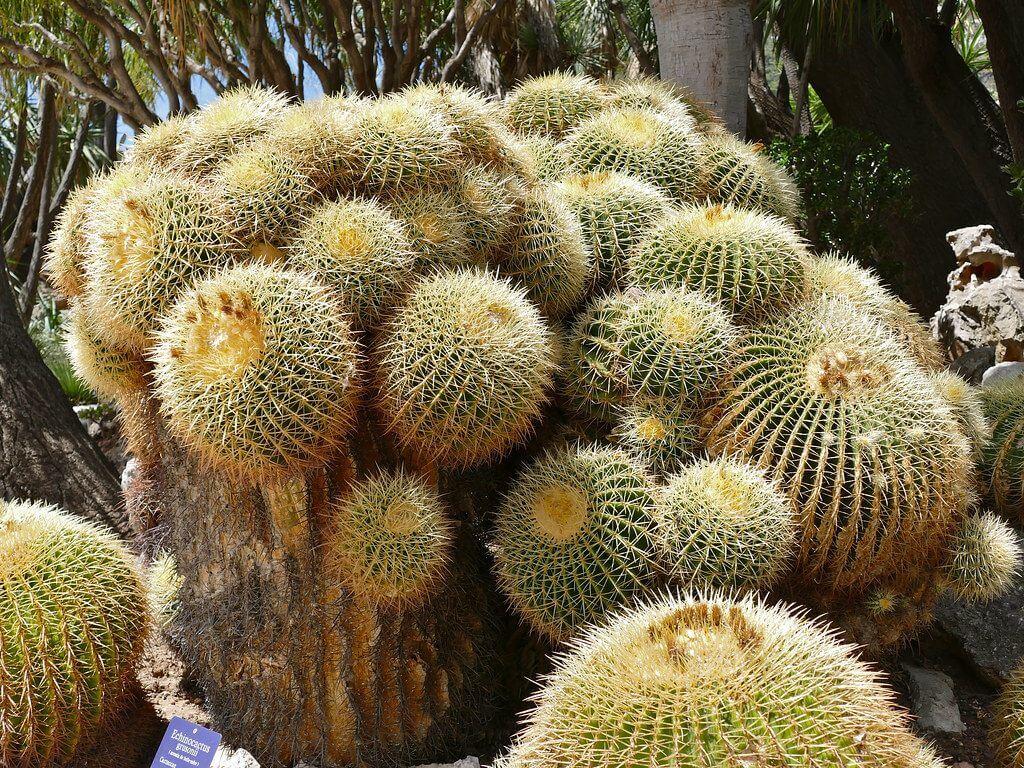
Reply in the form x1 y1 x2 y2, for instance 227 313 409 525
150 717 222 768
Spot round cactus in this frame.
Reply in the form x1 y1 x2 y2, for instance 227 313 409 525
387 185 475 270
497 592 939 768
260 97 361 189
504 73 607 138
552 171 671 289
610 397 700 476
560 293 632 419
930 370 990 461
327 470 454 606
515 134 568 181
0 499 149 768
456 165 524 254
288 197 417 327
215 144 320 248
149 551 183 631
44 181 93 299
152 263 360 478
492 444 659 641
562 107 703 201
982 377 1024 521
63 304 146 402
497 186 594 317
625 202 808 322
804 253 945 370
171 85 292 176
377 269 556 467
942 511 1021 601
347 98 461 194
123 113 190 170
617 287 737 403
605 76 707 129
698 132 802 221
995 665 1024 768
706 297 973 599
657 457 796 590
83 169 237 349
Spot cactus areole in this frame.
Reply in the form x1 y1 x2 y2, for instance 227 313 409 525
51 75 984 767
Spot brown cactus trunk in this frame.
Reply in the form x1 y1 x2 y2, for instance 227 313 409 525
124 391 505 767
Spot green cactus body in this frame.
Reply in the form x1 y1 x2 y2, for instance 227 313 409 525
982 378 1024 521
561 293 632 420
657 457 796 590
930 370 990 461
347 99 461 195
605 76 704 130
215 144 321 248
0 500 148 768
151 263 360 479
504 73 607 138
698 132 802 221
171 85 292 176
497 187 594 317
456 166 524 255
377 269 556 467
805 254 946 371
83 169 238 350
562 107 703 202
64 304 147 402
327 471 454 606
706 297 973 598
942 511 1021 601
552 171 671 290
288 197 417 327
387 186 476 271
261 98 362 191
625 203 808 322
44 181 94 299
493 444 659 641
611 397 700 476
497 593 939 768
995 666 1024 767
516 134 568 182
617 287 737 403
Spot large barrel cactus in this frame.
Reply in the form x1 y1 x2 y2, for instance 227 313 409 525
48 73 995 766
0 500 149 767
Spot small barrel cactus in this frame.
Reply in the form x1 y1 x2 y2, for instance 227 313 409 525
942 510 1021 601
496 592 942 768
996 665 1024 767
982 377 1024 521
0 500 149 767
657 457 796 590
492 444 660 641
503 73 608 138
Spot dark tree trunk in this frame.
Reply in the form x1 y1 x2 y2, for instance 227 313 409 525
885 0 1024 257
782 15 994 314
0 267 129 536
975 0 1024 165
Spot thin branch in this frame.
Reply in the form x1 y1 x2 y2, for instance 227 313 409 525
441 0 512 82
608 0 656 76
0 97 29 240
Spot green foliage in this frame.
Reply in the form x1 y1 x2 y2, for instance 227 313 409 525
26 296 96 405
768 128 912 272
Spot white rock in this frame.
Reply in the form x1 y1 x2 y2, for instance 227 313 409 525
902 663 965 733
121 456 139 492
211 746 261 768
982 361 1024 386
412 758 481 768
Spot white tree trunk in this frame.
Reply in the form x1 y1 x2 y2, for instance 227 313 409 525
650 0 753 135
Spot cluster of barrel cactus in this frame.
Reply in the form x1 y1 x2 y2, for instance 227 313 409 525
0 500 148 767
44 72 1019 766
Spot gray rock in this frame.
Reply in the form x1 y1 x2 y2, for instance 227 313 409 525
935 579 1024 685
412 758 481 768
212 747 261 768
950 345 997 384
983 361 1024 386
121 456 139 493
902 663 965 733
931 225 1024 361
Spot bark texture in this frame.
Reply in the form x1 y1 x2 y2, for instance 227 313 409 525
650 0 752 134
125 394 505 768
0 271 128 536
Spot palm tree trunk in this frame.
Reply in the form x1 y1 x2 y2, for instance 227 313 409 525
649 0 752 135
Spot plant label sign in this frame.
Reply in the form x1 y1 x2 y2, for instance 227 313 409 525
150 717 222 768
